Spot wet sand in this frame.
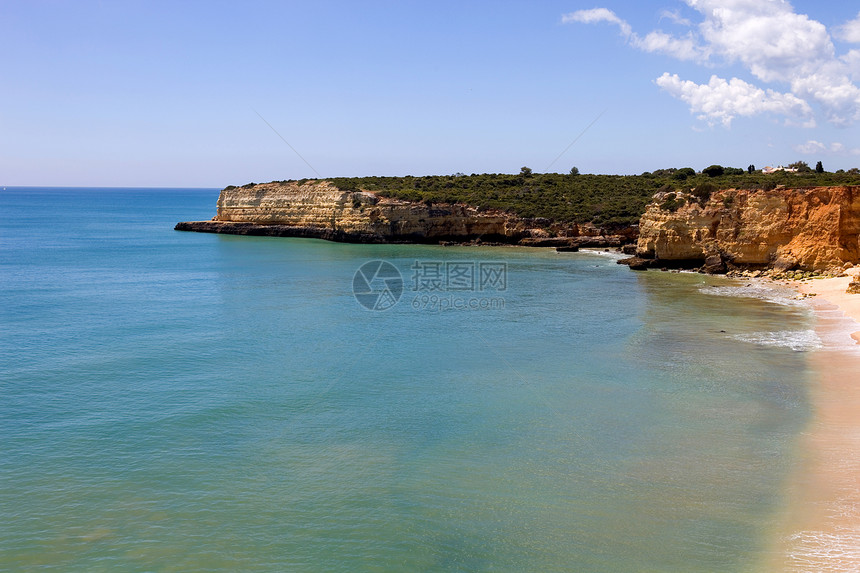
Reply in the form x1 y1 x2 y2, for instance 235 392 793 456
767 275 860 571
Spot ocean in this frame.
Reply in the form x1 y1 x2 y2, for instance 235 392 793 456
0 188 819 571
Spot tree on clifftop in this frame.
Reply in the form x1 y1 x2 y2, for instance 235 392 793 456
789 160 812 173
702 164 725 177
747 164 756 174
673 167 696 181
816 160 824 173
520 166 533 177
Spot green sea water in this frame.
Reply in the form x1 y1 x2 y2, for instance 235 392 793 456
0 188 817 571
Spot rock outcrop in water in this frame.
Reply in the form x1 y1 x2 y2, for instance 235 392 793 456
176 180 636 247
624 186 860 273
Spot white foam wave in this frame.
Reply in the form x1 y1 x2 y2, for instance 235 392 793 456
733 330 822 352
700 284 806 307
578 248 626 260
809 306 860 354
786 529 860 571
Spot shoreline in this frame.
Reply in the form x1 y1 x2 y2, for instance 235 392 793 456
766 274 860 571
173 220 636 249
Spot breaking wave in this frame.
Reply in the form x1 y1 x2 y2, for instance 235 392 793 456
733 330 822 352
700 284 807 307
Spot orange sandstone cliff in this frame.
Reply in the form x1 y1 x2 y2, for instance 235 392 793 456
633 186 860 272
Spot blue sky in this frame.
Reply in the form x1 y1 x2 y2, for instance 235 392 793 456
3 0 860 186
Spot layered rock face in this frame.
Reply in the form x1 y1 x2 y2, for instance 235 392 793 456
176 180 637 246
635 186 860 271
208 180 519 242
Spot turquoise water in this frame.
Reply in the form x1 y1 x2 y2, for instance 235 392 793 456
0 188 815 571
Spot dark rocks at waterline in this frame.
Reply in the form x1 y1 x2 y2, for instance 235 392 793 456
176 221 636 249
519 236 630 249
517 237 579 248
617 256 653 271
617 255 730 274
703 254 727 274
174 221 384 243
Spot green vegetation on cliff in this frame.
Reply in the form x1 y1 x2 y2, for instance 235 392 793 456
258 169 860 227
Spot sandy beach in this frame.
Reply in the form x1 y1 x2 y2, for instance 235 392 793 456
797 275 860 342
768 274 860 571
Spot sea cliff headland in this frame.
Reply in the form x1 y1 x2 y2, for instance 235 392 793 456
175 180 636 248
176 175 860 274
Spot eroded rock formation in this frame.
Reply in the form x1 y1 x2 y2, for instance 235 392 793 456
631 186 860 272
209 180 520 242
176 180 636 247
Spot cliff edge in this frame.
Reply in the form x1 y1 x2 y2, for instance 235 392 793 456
628 186 860 273
176 180 636 247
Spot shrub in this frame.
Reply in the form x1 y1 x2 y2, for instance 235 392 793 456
691 181 717 204
321 169 859 226
673 167 696 181
660 193 686 212
702 165 725 177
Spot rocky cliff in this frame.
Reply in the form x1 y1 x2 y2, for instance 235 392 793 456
631 186 860 272
176 180 636 246
210 180 519 242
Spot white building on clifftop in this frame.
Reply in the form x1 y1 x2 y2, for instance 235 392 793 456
762 165 799 174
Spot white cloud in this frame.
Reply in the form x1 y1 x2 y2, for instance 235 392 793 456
691 0 833 83
837 11 860 43
844 50 860 81
562 8 631 38
688 0 860 126
790 68 860 126
793 140 827 154
656 73 813 127
634 31 705 61
565 0 860 127
793 140 860 155
660 9 692 27
563 8 707 61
